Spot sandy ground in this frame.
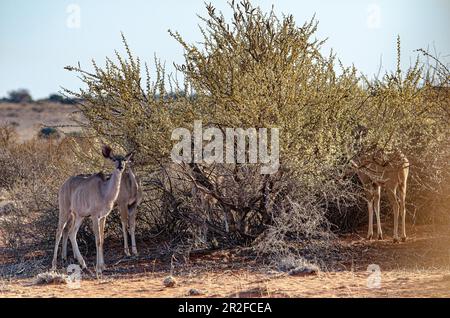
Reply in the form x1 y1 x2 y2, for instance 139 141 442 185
1 225 449 298
0 102 82 141
2 269 450 298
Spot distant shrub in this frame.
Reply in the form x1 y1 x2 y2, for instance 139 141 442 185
38 127 60 139
46 94 78 105
65 131 83 138
48 94 65 103
6 89 33 104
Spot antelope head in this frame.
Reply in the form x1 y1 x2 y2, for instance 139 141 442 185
102 145 135 172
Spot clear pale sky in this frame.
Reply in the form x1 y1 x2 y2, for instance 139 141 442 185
1 0 449 99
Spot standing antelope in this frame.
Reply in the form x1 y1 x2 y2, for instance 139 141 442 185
51 145 133 273
116 165 142 257
58 165 143 261
351 150 409 243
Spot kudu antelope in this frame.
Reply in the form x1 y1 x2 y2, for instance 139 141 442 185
51 145 133 273
188 166 236 234
58 164 143 260
116 165 142 256
351 150 409 243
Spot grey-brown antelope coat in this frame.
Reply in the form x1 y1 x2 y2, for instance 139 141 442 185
116 167 142 256
51 146 133 274
351 150 409 243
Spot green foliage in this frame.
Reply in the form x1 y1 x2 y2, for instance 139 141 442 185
169 1 366 190
359 36 447 158
58 1 449 253
63 34 194 170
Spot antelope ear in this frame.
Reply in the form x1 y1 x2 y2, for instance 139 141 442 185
125 150 135 162
102 145 113 159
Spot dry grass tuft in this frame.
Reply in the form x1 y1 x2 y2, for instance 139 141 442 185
33 271 67 285
288 266 319 277
277 255 320 276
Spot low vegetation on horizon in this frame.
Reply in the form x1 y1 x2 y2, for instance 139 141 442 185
0 89 79 105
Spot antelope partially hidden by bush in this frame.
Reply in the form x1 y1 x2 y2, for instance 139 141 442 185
116 161 142 257
51 145 134 273
351 150 409 243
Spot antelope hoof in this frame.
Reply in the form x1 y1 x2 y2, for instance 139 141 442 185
393 237 400 244
124 249 131 257
377 234 384 240
401 236 407 243
96 265 105 275
366 234 373 241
